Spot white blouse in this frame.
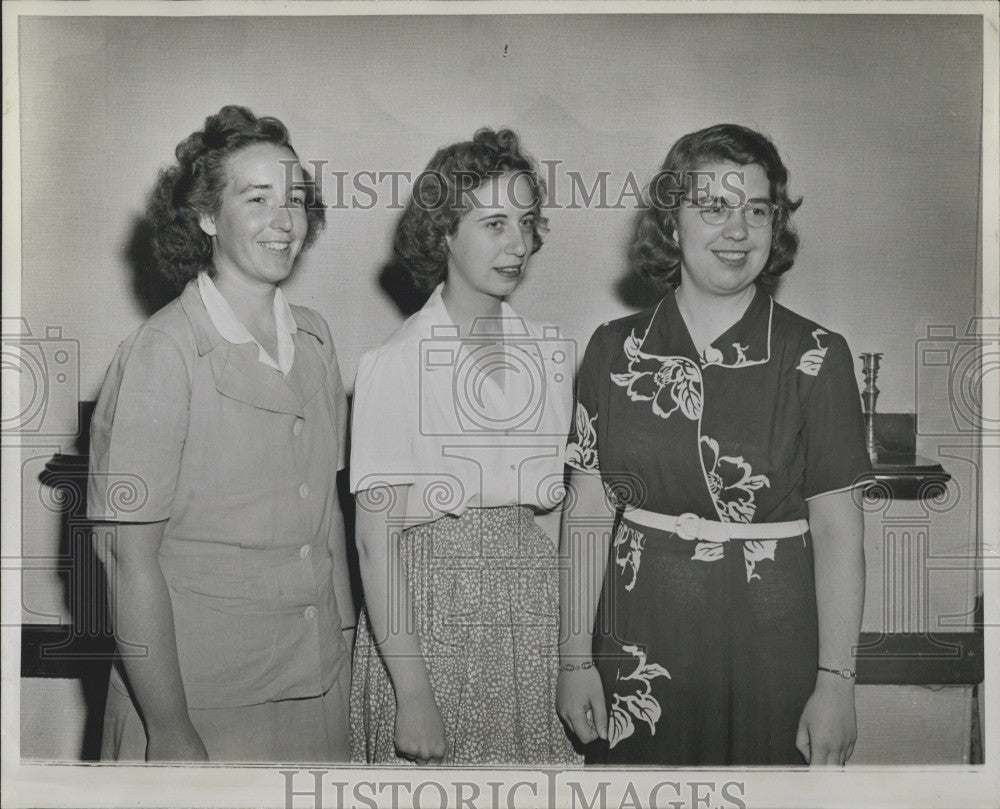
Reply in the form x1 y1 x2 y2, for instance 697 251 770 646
350 285 574 528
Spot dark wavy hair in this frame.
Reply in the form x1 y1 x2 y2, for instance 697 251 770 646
146 105 325 288
394 128 547 292
630 124 802 292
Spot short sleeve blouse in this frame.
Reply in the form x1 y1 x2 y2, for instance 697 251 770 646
350 285 574 528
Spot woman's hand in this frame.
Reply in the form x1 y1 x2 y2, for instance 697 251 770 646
795 674 857 765
356 486 447 765
803 490 865 766
557 666 608 745
100 522 205 763
557 469 615 746
394 693 447 765
145 720 209 762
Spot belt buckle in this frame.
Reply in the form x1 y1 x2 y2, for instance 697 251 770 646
675 512 701 541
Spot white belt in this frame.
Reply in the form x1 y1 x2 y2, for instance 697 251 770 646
623 508 808 543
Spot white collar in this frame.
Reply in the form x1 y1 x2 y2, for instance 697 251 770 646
197 272 296 375
423 283 525 339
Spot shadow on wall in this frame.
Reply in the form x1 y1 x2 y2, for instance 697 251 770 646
615 208 663 311
29 402 112 760
616 270 660 311
124 215 180 318
379 256 428 318
376 205 429 318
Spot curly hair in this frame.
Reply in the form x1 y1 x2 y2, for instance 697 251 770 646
394 128 548 292
146 105 325 288
630 124 802 292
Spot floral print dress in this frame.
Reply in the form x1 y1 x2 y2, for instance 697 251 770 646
566 287 870 765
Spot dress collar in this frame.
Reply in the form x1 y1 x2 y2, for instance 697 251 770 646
197 272 296 375
644 285 773 368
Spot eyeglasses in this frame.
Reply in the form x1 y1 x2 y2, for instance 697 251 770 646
683 196 778 228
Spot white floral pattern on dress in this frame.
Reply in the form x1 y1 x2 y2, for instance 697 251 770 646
611 332 702 420
614 521 645 591
566 402 599 471
700 346 725 367
691 541 724 563
700 339 767 370
742 540 779 581
694 436 777 582
796 329 828 376
608 644 671 749
701 436 770 522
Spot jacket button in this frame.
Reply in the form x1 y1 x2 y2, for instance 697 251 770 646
300 545 311 559
293 419 303 436
304 606 317 620
299 483 309 499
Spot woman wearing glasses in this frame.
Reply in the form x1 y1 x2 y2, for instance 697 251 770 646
557 124 870 765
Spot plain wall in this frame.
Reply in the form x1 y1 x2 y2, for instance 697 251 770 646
17 15 982 408
11 11 986 761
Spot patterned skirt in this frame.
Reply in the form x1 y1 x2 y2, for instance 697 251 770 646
350 505 581 765
588 514 818 766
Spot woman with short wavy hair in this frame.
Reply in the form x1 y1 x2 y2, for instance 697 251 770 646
558 124 869 767
349 128 580 765
392 129 547 293
88 105 353 762
630 123 802 291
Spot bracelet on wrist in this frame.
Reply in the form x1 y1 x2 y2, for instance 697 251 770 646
818 665 856 680
559 661 595 672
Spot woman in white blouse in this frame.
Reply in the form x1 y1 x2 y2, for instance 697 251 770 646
349 129 580 765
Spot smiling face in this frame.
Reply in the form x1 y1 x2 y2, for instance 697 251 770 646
198 143 308 290
674 161 773 299
444 172 536 304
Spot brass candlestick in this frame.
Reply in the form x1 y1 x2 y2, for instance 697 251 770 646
859 352 883 462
